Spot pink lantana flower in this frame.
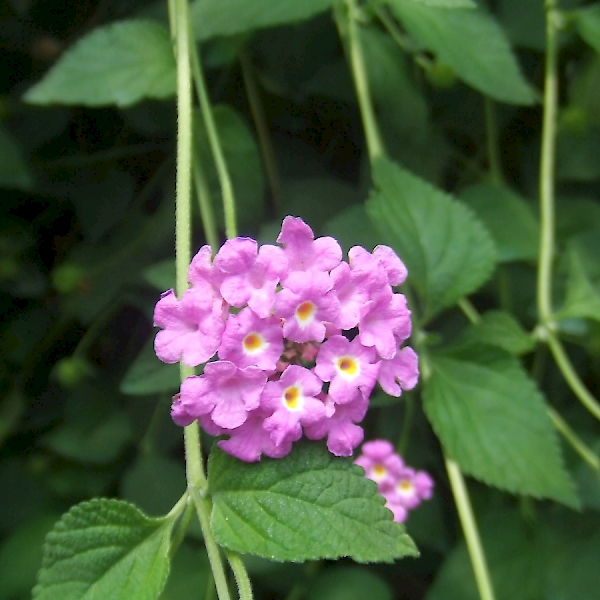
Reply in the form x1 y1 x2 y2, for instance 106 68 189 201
274 271 340 343
358 290 411 360
153 287 225 367
354 439 404 490
314 335 380 404
330 261 369 330
378 346 419 397
304 392 367 456
261 365 326 445
277 216 342 279
218 407 294 462
177 361 266 429
213 238 287 318
218 307 283 371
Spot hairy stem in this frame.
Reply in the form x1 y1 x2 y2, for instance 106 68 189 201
226 551 254 600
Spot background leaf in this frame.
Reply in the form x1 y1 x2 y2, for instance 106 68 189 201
192 0 335 40
387 0 536 104
423 344 579 507
209 441 418 563
0 123 33 189
25 21 176 107
33 499 173 600
573 4 600 55
367 157 496 320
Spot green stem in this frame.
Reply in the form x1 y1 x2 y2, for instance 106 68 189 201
537 0 559 324
547 406 600 472
457 297 481 325
170 2 233 599
226 552 254 600
445 457 497 600
484 98 503 186
340 0 385 162
189 35 238 239
546 332 600 422
240 48 282 212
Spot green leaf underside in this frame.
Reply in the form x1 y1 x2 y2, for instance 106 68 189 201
459 184 539 263
25 20 176 107
423 345 578 507
367 157 496 320
460 310 535 355
209 441 418 563
33 499 173 600
387 0 536 104
192 0 335 40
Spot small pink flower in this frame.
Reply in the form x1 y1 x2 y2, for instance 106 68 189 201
314 335 379 404
330 261 369 330
378 346 419 397
277 216 342 279
354 439 403 490
178 361 266 429
261 365 326 446
274 271 340 343
218 307 283 371
153 287 225 367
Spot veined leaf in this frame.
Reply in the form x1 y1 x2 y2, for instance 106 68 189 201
423 345 579 507
33 499 174 600
25 21 176 107
367 157 496 320
209 441 418 562
387 0 536 104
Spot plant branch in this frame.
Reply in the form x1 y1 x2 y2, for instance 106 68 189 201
226 551 254 600
445 457 497 600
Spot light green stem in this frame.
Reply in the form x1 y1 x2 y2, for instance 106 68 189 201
341 0 384 162
226 552 254 600
445 458 497 600
170 1 233 599
546 332 600 422
537 0 558 324
189 35 238 239
547 406 600 472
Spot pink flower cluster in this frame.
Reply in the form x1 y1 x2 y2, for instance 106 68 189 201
355 440 434 522
153 216 419 462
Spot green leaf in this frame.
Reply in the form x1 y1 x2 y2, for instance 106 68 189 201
459 184 539 263
496 0 545 51
387 0 536 104
191 0 335 40
573 4 600 55
194 105 265 230
559 232 600 322
325 205 381 254
24 21 176 107
209 441 418 562
160 543 211 600
366 158 496 320
0 123 33 189
557 131 600 181
143 259 176 291
120 338 180 396
460 310 535 355
423 345 579 507
33 499 173 600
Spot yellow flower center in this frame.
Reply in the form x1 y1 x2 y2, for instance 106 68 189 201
284 386 300 410
372 463 386 477
337 356 358 376
243 332 264 354
296 301 315 323
398 480 413 493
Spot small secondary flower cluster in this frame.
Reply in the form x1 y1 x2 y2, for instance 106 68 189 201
355 440 434 523
153 216 418 462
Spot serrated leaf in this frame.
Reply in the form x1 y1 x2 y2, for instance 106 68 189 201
208 441 418 563
460 310 535 355
24 20 176 107
459 184 539 263
191 0 335 40
0 123 33 189
33 499 174 600
573 4 600 55
120 337 180 395
559 233 600 322
387 0 536 104
423 345 579 507
366 157 496 320
194 105 265 230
